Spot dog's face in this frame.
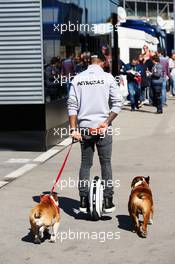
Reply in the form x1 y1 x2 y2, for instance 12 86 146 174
131 176 150 188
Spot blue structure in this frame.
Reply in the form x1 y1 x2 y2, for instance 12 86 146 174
121 19 167 52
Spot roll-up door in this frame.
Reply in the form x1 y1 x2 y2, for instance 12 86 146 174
0 0 44 104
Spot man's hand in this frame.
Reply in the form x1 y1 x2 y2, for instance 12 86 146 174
98 122 108 134
69 115 82 141
71 130 82 142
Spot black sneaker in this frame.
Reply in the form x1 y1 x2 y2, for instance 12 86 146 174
157 109 163 114
79 196 89 213
103 197 116 213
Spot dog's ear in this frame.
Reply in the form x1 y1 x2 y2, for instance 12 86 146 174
131 179 135 188
40 195 45 202
145 176 150 184
131 178 138 188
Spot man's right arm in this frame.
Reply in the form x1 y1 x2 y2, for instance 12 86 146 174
69 115 77 130
67 80 78 121
67 82 82 141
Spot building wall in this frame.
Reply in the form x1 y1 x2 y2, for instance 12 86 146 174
0 0 44 105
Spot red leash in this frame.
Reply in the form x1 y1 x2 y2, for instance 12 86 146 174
41 195 60 213
51 143 73 193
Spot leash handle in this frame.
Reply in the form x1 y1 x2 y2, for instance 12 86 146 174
89 128 101 134
72 138 79 144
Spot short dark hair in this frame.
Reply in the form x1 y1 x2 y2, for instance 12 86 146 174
152 55 160 63
157 49 163 55
132 57 138 61
50 57 59 65
91 51 106 62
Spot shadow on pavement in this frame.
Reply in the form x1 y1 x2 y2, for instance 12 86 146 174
116 215 133 232
122 107 156 114
59 196 112 221
137 109 156 114
21 229 51 244
21 230 34 243
31 195 112 222
59 196 91 221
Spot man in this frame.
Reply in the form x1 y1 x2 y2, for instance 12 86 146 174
45 57 61 100
61 53 76 94
157 49 169 106
151 55 163 114
138 54 149 104
101 45 112 72
124 58 143 111
169 51 175 96
67 52 123 213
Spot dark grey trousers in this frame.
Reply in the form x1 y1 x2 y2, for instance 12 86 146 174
79 133 113 198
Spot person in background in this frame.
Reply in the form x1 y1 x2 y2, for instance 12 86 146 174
101 45 112 72
169 51 175 97
118 59 128 101
151 55 163 114
82 52 91 71
119 59 126 74
138 54 150 105
75 55 84 74
124 58 143 111
142 45 151 62
140 47 154 104
61 53 76 94
157 49 169 106
45 57 61 100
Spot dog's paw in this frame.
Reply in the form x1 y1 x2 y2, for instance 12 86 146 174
132 225 139 233
49 239 56 243
139 227 147 238
140 232 147 238
49 235 56 243
39 232 44 239
148 219 153 225
34 238 41 244
132 227 137 233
